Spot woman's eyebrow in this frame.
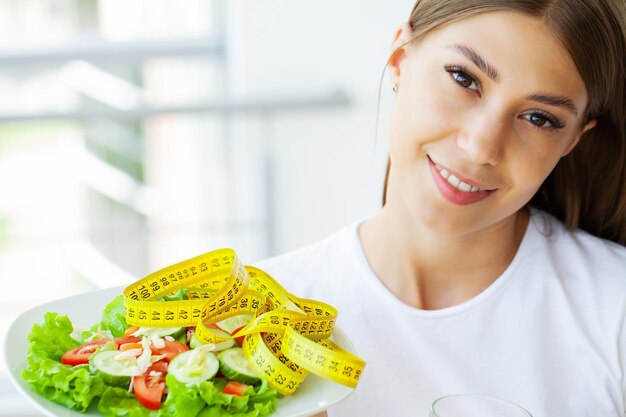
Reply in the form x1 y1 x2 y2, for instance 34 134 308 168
527 93 578 116
447 43 501 82
446 43 579 117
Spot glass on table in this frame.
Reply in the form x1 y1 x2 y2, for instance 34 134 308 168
430 394 532 417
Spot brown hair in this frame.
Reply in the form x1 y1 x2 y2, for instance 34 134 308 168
380 0 626 245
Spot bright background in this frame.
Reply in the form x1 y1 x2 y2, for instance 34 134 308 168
0 0 412 415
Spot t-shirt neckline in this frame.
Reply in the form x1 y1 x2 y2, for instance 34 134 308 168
348 209 541 318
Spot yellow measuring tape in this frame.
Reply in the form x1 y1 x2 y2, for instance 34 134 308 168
123 248 365 395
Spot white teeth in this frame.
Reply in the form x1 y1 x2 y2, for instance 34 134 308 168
458 182 472 192
436 165 483 192
447 174 461 188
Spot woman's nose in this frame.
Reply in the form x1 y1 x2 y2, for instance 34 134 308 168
456 112 508 166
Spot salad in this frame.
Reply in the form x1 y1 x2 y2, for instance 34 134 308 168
22 290 279 417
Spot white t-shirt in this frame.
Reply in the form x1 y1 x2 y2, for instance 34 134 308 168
253 208 626 417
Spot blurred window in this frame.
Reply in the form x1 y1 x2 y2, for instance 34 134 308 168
0 2 270 411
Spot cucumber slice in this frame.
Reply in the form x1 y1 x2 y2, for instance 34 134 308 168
168 348 219 384
217 314 254 334
218 347 261 385
132 326 184 339
189 333 205 349
190 327 235 351
89 350 135 387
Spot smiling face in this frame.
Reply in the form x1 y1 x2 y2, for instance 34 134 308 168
386 10 596 235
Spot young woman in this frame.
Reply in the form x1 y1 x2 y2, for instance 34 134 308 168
255 1 626 416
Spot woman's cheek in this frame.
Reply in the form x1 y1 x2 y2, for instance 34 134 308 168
388 73 464 154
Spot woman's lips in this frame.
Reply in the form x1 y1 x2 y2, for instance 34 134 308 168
428 157 495 205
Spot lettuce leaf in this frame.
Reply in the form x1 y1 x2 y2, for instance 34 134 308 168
197 378 278 416
26 312 80 360
160 288 187 302
198 379 250 411
98 387 158 417
22 313 106 412
159 375 278 417
245 378 281 415
98 295 128 337
158 374 207 417
22 358 106 412
97 369 279 417
197 405 273 417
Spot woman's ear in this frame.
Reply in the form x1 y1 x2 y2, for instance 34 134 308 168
388 22 415 85
562 118 597 156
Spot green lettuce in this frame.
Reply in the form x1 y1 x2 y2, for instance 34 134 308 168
98 295 129 337
158 374 207 417
98 387 158 417
159 375 278 417
22 313 106 412
97 375 277 417
197 378 278 416
98 378 206 417
160 288 188 302
197 406 275 417
26 312 80 360
23 303 280 416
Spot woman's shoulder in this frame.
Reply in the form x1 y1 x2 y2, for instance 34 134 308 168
530 208 626 256
528 207 626 282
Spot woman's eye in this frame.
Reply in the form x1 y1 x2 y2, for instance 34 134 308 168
521 112 565 130
445 66 480 91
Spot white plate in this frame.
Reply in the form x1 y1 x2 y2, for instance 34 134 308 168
3 285 355 417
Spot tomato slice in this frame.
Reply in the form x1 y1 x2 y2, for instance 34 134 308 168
232 325 246 347
134 361 167 410
61 339 112 366
223 381 248 396
114 335 141 345
150 340 189 362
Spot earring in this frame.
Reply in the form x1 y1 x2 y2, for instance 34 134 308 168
392 84 398 93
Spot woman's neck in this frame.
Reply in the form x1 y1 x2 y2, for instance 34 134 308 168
358 203 529 310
